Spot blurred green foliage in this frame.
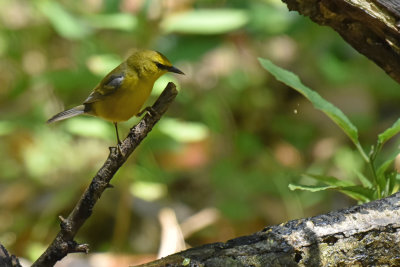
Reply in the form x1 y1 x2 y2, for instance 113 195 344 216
261 58 400 201
1 0 399 262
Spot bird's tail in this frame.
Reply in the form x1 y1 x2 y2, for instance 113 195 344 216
47 105 85 123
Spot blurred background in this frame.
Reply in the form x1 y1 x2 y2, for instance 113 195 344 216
1 0 400 265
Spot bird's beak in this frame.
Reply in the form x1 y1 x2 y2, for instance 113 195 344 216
168 65 185 75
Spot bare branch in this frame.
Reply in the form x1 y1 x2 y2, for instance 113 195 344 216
32 82 178 267
282 0 400 84
0 244 22 267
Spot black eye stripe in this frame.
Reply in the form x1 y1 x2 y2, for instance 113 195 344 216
156 62 169 70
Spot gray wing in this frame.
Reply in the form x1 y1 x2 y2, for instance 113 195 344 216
84 73 125 104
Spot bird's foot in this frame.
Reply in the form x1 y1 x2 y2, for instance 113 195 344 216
137 106 158 117
116 142 124 156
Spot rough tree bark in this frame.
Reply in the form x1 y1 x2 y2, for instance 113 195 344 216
282 0 400 84
0 245 21 267
136 192 400 266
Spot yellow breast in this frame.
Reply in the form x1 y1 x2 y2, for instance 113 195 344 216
91 78 154 122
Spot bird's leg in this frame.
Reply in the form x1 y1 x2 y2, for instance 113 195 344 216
137 106 158 117
114 122 123 155
114 122 121 144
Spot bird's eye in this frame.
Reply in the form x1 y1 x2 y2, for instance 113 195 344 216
155 62 168 70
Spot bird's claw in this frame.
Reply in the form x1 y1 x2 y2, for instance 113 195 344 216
117 143 124 156
137 106 158 117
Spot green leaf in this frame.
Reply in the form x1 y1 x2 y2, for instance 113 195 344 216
288 183 336 192
249 2 292 35
302 174 355 187
378 117 400 146
354 169 373 188
0 121 15 136
338 185 374 202
86 14 138 31
161 9 248 34
377 157 395 178
37 1 91 40
290 176 374 202
258 58 366 159
158 118 209 143
376 155 397 193
153 74 181 96
387 172 397 196
376 169 398 197
64 117 112 140
130 181 167 201
86 54 122 76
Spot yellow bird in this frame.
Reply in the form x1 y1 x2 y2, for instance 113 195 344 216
47 50 184 144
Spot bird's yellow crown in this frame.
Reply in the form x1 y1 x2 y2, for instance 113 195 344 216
126 50 175 79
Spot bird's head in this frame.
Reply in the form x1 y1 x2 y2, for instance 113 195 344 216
127 50 184 80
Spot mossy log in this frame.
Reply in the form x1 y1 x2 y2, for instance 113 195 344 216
137 192 400 266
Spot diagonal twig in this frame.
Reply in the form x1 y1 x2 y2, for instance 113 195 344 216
0 244 22 267
32 82 178 267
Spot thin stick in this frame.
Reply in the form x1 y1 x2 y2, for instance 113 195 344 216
32 82 178 267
